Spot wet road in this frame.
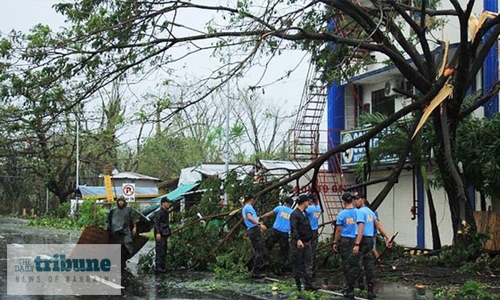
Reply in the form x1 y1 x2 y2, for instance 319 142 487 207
0 217 428 299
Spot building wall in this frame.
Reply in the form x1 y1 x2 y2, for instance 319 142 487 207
367 169 454 248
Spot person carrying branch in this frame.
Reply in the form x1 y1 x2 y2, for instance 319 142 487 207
332 192 362 299
305 192 321 279
354 193 393 299
242 194 268 279
260 197 293 275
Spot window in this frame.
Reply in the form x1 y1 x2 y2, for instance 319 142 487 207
371 89 395 116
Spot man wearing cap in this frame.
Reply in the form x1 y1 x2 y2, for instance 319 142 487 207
332 192 362 299
305 192 321 278
290 195 317 292
107 195 141 269
154 197 172 274
260 197 293 275
242 194 268 278
353 193 392 299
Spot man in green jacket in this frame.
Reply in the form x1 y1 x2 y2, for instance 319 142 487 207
107 195 141 269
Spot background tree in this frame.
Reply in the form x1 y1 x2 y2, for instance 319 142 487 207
232 88 291 161
455 113 500 214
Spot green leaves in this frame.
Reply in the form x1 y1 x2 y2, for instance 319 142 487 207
455 114 500 200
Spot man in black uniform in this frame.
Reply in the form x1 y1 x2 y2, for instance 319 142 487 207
154 197 172 274
290 194 318 292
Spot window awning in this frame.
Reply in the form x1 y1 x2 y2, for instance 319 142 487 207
142 183 200 217
149 183 200 204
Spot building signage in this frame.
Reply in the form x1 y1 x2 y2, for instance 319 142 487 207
340 127 399 167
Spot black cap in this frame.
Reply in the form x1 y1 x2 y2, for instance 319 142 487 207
295 194 309 205
161 197 170 204
341 192 353 203
284 197 293 206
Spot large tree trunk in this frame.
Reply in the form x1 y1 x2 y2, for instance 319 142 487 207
420 165 441 249
426 188 442 250
433 100 477 247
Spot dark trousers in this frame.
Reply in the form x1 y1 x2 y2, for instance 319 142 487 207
291 239 314 288
155 235 168 271
359 236 375 286
340 236 360 289
248 227 268 275
110 233 131 268
311 229 318 277
266 229 290 271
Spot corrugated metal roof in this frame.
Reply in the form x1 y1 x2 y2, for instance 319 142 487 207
111 172 160 181
179 164 253 185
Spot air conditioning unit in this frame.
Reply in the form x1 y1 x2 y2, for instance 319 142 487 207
384 81 395 97
384 79 404 97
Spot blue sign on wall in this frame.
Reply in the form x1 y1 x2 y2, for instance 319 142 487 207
340 127 400 167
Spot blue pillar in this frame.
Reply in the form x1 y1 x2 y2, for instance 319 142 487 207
327 84 345 148
483 0 499 118
416 167 425 249
326 19 346 171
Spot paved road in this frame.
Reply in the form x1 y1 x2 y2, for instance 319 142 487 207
0 217 422 299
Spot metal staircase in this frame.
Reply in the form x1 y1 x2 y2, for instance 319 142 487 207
289 62 327 161
289 62 345 222
317 153 345 222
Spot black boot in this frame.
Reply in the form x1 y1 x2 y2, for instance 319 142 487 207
295 279 301 291
368 284 377 299
304 278 319 292
343 285 355 299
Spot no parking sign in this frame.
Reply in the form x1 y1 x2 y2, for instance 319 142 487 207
122 183 136 202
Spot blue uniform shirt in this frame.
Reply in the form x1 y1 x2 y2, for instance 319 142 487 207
272 205 293 233
242 204 258 229
358 206 376 237
306 204 321 230
336 208 359 238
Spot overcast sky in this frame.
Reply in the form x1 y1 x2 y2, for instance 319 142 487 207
0 0 328 151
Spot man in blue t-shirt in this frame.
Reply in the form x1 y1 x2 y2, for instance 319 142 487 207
242 194 268 278
305 192 321 278
260 197 293 275
333 192 363 299
354 193 392 299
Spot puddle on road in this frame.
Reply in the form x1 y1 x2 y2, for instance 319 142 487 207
0 218 430 299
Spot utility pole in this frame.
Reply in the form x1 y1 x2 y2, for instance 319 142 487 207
224 57 230 206
75 104 82 216
76 113 79 190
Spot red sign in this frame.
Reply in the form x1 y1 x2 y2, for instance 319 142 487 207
294 184 343 194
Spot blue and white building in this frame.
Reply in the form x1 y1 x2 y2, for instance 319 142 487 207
321 1 498 248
